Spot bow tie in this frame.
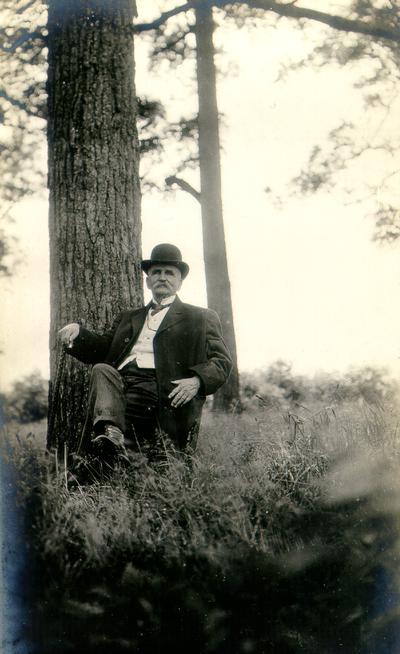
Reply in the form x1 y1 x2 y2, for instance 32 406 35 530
149 301 174 316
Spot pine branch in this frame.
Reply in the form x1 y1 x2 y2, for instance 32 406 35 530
165 175 201 202
15 0 38 14
134 1 200 32
134 0 400 43
152 29 191 56
243 1 400 42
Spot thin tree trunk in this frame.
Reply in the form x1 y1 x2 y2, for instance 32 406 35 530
194 2 240 411
46 0 142 450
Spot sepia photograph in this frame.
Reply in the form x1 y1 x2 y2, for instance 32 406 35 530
1 0 400 652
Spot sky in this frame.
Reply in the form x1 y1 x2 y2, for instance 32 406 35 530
1 1 400 389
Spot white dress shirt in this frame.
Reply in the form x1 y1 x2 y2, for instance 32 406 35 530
118 295 175 370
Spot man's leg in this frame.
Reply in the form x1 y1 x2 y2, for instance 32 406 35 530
87 363 126 434
81 363 129 464
86 362 158 459
120 363 159 449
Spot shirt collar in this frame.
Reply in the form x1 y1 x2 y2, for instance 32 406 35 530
152 294 176 307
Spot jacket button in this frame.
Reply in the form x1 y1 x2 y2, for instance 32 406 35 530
124 337 129 343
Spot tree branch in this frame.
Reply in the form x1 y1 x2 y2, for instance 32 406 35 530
16 0 38 14
152 29 191 56
165 175 201 202
134 1 199 32
243 0 400 42
134 0 400 43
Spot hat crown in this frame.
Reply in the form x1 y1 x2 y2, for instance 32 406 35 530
149 243 183 263
141 243 190 279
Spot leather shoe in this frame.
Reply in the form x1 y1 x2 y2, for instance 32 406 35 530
92 424 129 462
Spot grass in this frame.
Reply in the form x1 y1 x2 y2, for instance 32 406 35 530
3 398 400 653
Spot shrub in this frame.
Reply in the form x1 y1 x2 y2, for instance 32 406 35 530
3 371 48 423
240 360 307 411
241 361 398 411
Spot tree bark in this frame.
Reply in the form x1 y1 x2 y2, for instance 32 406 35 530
194 3 240 411
46 0 142 450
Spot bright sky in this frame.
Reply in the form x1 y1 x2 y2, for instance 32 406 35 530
1 1 400 390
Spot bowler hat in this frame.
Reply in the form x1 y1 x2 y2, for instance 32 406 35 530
141 243 189 279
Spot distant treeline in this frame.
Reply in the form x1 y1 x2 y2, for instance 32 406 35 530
241 360 398 410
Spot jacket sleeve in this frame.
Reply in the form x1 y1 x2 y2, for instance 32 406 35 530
66 313 123 365
188 309 232 395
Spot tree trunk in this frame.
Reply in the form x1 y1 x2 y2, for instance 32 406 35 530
194 3 240 411
46 0 142 450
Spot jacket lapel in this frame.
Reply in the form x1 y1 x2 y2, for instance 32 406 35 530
155 296 185 336
113 307 147 366
130 306 148 340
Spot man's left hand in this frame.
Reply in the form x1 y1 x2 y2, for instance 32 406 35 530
169 377 201 408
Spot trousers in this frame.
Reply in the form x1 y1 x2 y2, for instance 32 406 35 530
87 362 159 444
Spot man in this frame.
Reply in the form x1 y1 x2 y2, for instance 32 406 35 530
58 243 232 458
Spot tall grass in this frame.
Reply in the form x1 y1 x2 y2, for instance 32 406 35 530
5 398 400 653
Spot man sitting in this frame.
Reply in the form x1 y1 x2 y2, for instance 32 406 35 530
58 243 232 459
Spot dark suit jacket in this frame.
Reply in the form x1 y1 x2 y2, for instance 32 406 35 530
68 297 232 448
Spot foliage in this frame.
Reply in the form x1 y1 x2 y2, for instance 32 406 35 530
274 1 400 242
136 2 276 191
0 0 48 203
136 0 400 238
0 0 47 275
2 370 48 423
0 0 172 205
0 208 20 276
2 1 399 221
2 0 399 204
240 360 398 410
7 398 400 652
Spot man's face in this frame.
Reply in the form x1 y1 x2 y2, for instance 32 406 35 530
146 264 182 301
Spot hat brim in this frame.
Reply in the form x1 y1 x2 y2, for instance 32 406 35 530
141 260 189 279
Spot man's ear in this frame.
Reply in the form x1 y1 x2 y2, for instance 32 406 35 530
145 275 151 290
